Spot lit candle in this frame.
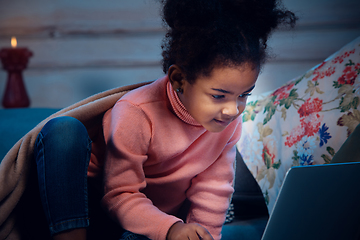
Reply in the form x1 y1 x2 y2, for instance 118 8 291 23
11 37 17 48
0 37 33 108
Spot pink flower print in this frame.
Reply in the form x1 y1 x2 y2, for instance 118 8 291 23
301 113 323 137
337 64 359 85
314 62 326 71
298 98 323 118
325 67 336 77
285 113 323 148
285 125 305 148
312 65 336 82
332 49 356 64
271 82 295 105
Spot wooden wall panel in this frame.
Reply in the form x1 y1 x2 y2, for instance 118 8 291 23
0 33 164 68
0 67 164 108
0 0 163 35
0 0 359 108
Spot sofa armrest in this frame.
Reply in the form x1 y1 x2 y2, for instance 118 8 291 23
0 108 58 160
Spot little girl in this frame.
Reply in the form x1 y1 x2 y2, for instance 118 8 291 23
34 0 296 239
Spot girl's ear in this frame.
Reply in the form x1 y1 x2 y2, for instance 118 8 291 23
168 65 186 91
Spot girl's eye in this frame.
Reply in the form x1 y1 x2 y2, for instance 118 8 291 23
212 95 225 99
239 93 252 98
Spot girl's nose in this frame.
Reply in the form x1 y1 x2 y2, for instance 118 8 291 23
222 101 240 117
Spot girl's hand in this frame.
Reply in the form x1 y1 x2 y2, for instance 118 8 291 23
167 222 214 240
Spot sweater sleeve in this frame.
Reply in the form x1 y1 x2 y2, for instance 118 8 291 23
102 100 182 240
185 122 242 240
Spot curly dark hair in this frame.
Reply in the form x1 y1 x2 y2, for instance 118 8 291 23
160 0 297 83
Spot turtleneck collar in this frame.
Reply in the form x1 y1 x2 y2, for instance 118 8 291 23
166 79 202 127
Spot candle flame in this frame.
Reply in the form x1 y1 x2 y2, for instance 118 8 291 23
11 37 17 48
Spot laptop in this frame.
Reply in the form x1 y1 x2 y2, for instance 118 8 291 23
261 162 360 240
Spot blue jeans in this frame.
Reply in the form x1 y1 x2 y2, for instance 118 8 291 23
119 231 151 240
34 116 151 239
34 116 92 236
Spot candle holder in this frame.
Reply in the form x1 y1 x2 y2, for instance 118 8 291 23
0 46 33 108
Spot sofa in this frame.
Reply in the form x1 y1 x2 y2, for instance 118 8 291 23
1 36 359 240
224 35 360 239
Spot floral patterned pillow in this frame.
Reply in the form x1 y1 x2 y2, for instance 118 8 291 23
237 36 360 213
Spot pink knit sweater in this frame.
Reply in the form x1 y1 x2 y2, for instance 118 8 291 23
93 76 241 240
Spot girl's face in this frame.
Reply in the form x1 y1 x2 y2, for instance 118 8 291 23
177 64 258 132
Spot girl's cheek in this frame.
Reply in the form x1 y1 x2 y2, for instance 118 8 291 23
238 101 247 113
